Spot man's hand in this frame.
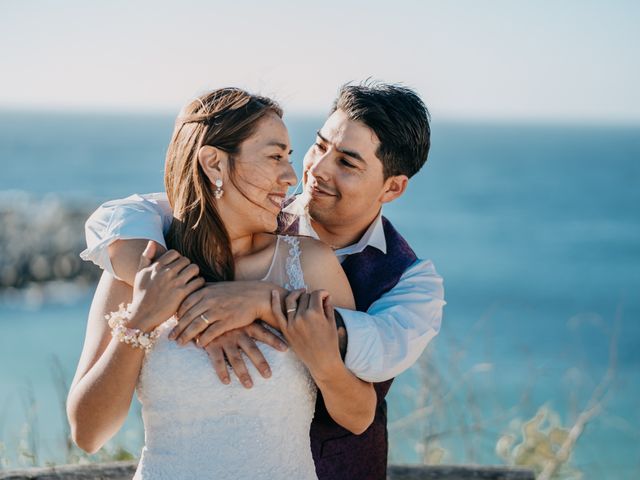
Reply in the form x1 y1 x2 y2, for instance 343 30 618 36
271 289 343 380
169 281 276 345
200 323 288 389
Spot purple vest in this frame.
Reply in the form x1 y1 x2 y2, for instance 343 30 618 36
279 214 418 480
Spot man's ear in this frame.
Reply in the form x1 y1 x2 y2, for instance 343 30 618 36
379 175 409 204
197 145 226 183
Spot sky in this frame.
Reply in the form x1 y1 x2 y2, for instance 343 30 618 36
1 0 639 123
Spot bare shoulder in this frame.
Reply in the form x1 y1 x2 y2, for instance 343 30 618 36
294 236 355 309
296 235 334 259
296 236 338 276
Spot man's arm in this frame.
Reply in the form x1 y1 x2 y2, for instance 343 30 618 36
82 193 172 284
81 193 285 387
337 259 445 382
334 310 348 360
273 289 376 435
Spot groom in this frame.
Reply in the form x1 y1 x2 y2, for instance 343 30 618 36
82 81 444 479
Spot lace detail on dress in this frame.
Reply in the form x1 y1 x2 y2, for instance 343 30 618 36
133 234 317 479
282 235 307 291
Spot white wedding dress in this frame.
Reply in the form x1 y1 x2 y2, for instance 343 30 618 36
133 236 318 479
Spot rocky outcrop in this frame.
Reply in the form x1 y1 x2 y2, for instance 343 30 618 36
0 193 101 289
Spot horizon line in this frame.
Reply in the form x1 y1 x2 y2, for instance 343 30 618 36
1 104 639 129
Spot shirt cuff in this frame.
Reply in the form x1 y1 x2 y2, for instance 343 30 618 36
80 201 168 277
335 307 385 382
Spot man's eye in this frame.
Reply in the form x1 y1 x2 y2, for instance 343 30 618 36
340 158 356 168
272 155 282 161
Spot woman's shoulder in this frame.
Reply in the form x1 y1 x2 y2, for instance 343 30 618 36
283 235 333 260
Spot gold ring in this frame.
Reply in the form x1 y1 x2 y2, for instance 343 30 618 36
286 308 297 314
200 313 211 325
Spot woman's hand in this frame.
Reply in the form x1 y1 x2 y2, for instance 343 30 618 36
128 242 205 332
271 289 342 380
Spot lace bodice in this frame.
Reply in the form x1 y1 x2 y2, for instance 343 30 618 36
134 235 317 479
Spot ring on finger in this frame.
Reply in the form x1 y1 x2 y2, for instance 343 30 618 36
286 308 297 313
200 313 211 325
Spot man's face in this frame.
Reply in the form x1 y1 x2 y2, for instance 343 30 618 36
302 109 387 229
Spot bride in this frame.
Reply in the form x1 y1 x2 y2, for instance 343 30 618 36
66 88 376 479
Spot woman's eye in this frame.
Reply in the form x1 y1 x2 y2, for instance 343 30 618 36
314 142 326 152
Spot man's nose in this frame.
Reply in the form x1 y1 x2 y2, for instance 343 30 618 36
308 153 331 182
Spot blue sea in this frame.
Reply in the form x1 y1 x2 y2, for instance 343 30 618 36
1 111 639 477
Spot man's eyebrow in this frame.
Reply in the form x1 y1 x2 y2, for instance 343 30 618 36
316 131 364 162
267 141 293 155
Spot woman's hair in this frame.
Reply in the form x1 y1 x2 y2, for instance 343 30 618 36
164 87 283 282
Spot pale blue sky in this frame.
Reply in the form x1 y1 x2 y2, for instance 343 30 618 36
1 0 638 123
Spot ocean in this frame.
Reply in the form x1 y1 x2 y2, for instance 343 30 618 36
0 110 639 477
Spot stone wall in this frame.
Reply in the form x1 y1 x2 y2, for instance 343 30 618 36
0 462 536 479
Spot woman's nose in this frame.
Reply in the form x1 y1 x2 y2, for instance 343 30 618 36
281 162 298 187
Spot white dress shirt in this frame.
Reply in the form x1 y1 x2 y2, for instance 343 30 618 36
81 193 445 382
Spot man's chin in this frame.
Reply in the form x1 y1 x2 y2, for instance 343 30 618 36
308 200 337 224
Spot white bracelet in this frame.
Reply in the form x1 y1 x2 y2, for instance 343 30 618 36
106 303 161 352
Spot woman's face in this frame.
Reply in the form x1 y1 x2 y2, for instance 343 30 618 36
220 113 297 235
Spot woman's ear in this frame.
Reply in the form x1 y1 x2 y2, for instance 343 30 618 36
379 174 409 204
197 145 226 184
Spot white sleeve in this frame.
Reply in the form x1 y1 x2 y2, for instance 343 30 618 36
80 192 173 276
336 259 445 382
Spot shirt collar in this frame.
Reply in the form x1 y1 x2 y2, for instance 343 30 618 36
282 195 387 259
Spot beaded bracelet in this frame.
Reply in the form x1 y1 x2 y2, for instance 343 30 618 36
105 303 161 352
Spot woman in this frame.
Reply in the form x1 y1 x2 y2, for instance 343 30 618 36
66 88 375 479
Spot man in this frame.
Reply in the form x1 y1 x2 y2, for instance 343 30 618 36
82 81 445 479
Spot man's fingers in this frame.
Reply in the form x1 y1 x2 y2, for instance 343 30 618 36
238 336 272 379
174 312 210 345
169 308 201 340
204 344 230 385
247 322 288 352
196 322 228 345
177 289 204 319
225 347 253 389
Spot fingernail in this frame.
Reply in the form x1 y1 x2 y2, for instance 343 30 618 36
243 380 253 388
263 369 271 378
278 343 288 351
222 378 230 385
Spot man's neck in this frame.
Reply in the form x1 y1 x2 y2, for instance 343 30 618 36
310 212 380 250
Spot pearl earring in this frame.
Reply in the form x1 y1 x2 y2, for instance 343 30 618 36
214 179 224 199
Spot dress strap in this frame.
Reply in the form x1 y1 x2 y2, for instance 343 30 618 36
281 236 307 291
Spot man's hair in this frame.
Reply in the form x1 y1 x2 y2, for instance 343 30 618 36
331 80 431 179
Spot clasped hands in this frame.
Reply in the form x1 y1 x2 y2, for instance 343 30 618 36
136 242 341 389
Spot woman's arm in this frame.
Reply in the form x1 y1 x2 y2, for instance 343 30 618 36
273 238 376 435
67 245 203 453
66 271 144 453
